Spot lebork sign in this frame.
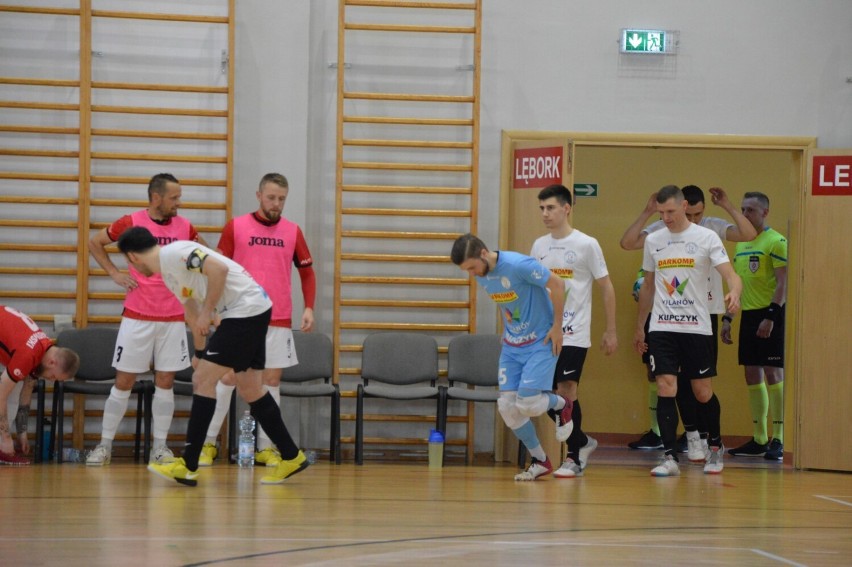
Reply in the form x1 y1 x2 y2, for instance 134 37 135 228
812 155 852 196
513 146 563 189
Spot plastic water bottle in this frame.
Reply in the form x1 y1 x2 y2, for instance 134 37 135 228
304 449 317 465
428 429 444 469
237 410 255 468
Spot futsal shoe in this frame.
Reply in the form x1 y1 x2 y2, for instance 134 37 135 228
764 439 784 461
627 430 663 450
197 443 217 467
86 444 111 466
514 457 553 481
686 431 705 463
704 445 724 474
553 458 583 478
148 457 199 487
149 445 175 465
255 447 282 467
650 454 680 477
727 438 768 457
578 436 598 470
260 450 309 485
0 450 30 465
554 397 574 442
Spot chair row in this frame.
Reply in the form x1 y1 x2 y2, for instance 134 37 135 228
38 328 501 466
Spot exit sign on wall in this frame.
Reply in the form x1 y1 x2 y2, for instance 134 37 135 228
812 155 852 196
621 29 667 53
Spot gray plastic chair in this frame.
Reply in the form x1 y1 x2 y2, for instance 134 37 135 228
280 331 340 464
443 334 502 464
54 327 151 463
355 332 444 465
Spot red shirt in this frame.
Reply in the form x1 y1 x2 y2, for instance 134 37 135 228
0 305 53 382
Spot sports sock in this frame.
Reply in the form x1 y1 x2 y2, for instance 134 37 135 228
256 384 280 451
676 375 698 432
747 382 769 445
699 393 721 445
648 383 660 436
768 381 784 443
101 386 131 444
512 420 546 462
566 399 587 463
183 394 216 470
656 395 678 456
250 392 298 460
204 381 235 445
151 385 174 450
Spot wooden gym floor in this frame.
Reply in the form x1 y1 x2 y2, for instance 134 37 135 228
2 445 850 566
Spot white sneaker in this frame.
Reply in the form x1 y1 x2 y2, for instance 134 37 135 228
686 431 704 463
514 457 553 481
554 397 574 442
578 436 598 470
553 458 583 478
86 444 111 466
650 454 680 477
704 445 724 474
149 445 175 465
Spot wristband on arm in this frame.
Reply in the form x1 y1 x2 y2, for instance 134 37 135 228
722 314 733 324
765 302 782 322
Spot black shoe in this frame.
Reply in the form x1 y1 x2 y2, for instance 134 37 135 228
727 438 769 457
627 430 663 450
764 439 783 461
676 432 688 454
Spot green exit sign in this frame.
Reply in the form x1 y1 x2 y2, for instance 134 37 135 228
621 29 667 53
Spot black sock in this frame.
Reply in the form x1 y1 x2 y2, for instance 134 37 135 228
250 392 299 460
676 375 698 432
183 394 217 470
566 399 588 463
657 395 679 458
700 394 722 446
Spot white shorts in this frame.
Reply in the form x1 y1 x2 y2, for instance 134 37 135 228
113 318 191 374
265 326 298 369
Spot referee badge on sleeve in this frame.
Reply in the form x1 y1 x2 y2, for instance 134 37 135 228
186 248 208 272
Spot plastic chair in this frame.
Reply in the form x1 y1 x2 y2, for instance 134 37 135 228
280 331 340 464
355 332 444 465
442 334 502 464
53 327 151 463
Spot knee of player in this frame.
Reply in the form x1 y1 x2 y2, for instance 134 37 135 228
515 392 549 417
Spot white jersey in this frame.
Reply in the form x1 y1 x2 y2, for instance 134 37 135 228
642 223 729 335
530 229 608 348
644 216 732 314
159 241 271 320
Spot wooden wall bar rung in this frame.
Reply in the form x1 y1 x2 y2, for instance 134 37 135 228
344 116 473 126
339 322 471 331
344 23 475 34
340 276 467 285
91 10 228 25
0 196 77 205
92 81 228 94
0 291 75 299
92 129 226 141
341 161 471 172
90 175 227 186
343 138 472 149
340 299 469 308
91 105 227 117
89 223 223 233
344 91 474 103
90 151 227 163
0 220 78 229
0 101 78 111
90 198 227 210
340 253 449 262
0 172 79 182
0 149 77 158
341 230 461 239
0 126 79 135
0 5 79 16
346 0 476 10
0 243 76 252
0 267 76 276
342 207 470 217
0 77 79 88
342 184 471 194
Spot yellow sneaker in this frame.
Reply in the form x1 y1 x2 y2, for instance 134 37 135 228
255 447 282 467
260 450 309 485
148 458 200 487
198 443 217 467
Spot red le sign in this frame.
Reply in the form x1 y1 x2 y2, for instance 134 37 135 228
512 146 563 189
812 155 852 196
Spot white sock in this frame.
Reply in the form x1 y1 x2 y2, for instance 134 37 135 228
204 382 235 445
152 386 174 450
256 385 280 451
100 386 131 447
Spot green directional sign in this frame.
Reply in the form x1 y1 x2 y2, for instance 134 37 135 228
622 29 666 53
573 183 598 197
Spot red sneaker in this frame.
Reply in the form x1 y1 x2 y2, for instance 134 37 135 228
0 450 31 466
555 396 574 442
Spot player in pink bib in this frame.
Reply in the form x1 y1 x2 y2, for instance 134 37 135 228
198 173 316 467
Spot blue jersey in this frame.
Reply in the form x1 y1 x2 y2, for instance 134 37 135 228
475 250 554 348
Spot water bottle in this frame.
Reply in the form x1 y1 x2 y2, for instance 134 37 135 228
237 410 255 468
428 429 444 469
304 449 317 465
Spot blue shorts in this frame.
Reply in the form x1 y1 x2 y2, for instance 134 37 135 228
498 340 557 392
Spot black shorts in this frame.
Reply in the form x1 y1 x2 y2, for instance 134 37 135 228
553 345 588 387
738 307 785 368
642 314 719 369
203 308 271 373
647 331 716 380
